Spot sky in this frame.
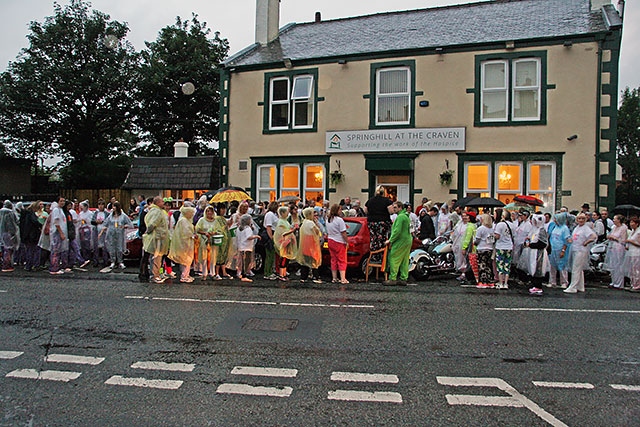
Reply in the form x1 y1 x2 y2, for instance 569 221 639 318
0 0 638 93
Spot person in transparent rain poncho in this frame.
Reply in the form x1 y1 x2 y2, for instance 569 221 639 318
169 205 197 283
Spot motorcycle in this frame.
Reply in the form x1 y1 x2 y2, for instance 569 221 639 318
408 233 456 280
588 240 608 275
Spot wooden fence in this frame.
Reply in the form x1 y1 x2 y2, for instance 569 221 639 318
60 189 132 207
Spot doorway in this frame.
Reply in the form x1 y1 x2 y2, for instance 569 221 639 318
376 175 410 203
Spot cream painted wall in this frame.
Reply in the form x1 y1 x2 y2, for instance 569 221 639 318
227 41 602 208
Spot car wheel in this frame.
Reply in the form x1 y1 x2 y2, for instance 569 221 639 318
253 247 265 273
359 255 371 278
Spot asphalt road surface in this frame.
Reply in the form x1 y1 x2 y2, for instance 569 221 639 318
0 269 639 426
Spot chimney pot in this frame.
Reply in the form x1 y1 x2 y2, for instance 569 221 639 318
174 141 189 158
315 12 321 23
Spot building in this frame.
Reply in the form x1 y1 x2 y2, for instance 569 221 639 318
220 0 624 212
122 142 219 204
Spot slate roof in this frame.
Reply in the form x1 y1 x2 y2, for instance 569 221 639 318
122 156 217 190
225 0 621 68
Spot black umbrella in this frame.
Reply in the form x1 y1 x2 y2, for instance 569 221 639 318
613 204 640 217
465 197 505 208
453 195 477 209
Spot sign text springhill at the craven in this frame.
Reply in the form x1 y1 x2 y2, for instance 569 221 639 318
326 127 466 153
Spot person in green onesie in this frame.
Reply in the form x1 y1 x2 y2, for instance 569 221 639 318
384 201 413 286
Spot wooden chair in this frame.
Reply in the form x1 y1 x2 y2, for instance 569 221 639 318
365 246 388 282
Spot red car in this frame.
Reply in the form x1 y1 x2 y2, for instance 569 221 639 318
321 217 371 274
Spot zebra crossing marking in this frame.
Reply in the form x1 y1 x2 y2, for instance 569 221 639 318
6 369 81 382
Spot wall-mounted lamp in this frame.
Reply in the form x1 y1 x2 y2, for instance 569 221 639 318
567 134 578 141
419 100 429 107
505 40 515 50
337 59 347 65
563 40 573 47
435 47 443 53
228 67 236 73
283 58 293 69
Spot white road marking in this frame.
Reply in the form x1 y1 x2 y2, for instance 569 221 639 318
216 383 293 398
446 395 524 407
496 308 640 314
611 384 640 391
330 371 399 384
125 295 374 309
231 366 297 378
327 390 403 403
533 381 594 389
105 375 183 390
0 351 23 359
6 369 81 382
437 376 568 427
0 290 7 293
45 354 105 365
131 361 195 372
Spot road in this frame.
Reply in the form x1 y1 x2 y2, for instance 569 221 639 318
0 270 639 426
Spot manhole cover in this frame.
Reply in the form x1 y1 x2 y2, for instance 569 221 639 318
242 318 299 332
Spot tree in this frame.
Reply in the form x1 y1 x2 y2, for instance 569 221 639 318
136 14 229 157
616 87 640 205
0 0 139 188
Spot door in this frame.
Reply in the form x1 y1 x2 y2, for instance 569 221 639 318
376 175 410 202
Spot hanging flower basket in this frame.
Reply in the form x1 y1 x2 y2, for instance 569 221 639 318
439 169 454 186
330 170 344 186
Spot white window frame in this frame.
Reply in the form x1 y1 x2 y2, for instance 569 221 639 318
375 66 411 126
480 60 508 122
495 162 523 196
257 165 277 202
269 77 290 130
291 75 314 129
464 162 492 195
527 161 556 208
280 164 300 199
512 58 541 121
303 163 325 202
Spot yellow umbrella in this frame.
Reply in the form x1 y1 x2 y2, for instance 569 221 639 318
209 187 252 203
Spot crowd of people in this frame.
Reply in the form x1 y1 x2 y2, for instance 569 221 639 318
1 192 639 294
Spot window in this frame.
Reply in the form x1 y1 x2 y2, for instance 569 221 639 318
465 163 491 197
369 61 416 129
269 78 290 129
461 157 557 211
512 59 540 120
481 61 508 121
476 53 545 125
257 165 276 202
496 163 522 204
528 162 555 210
265 70 317 132
304 164 325 204
376 67 410 125
254 159 328 203
281 165 300 198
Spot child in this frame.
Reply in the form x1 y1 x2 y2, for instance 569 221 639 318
236 214 260 282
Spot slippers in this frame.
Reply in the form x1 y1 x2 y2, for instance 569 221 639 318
340 280 349 284
331 279 340 283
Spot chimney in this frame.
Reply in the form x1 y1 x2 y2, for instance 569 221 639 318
174 140 188 158
315 12 321 23
255 0 280 46
591 0 610 11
